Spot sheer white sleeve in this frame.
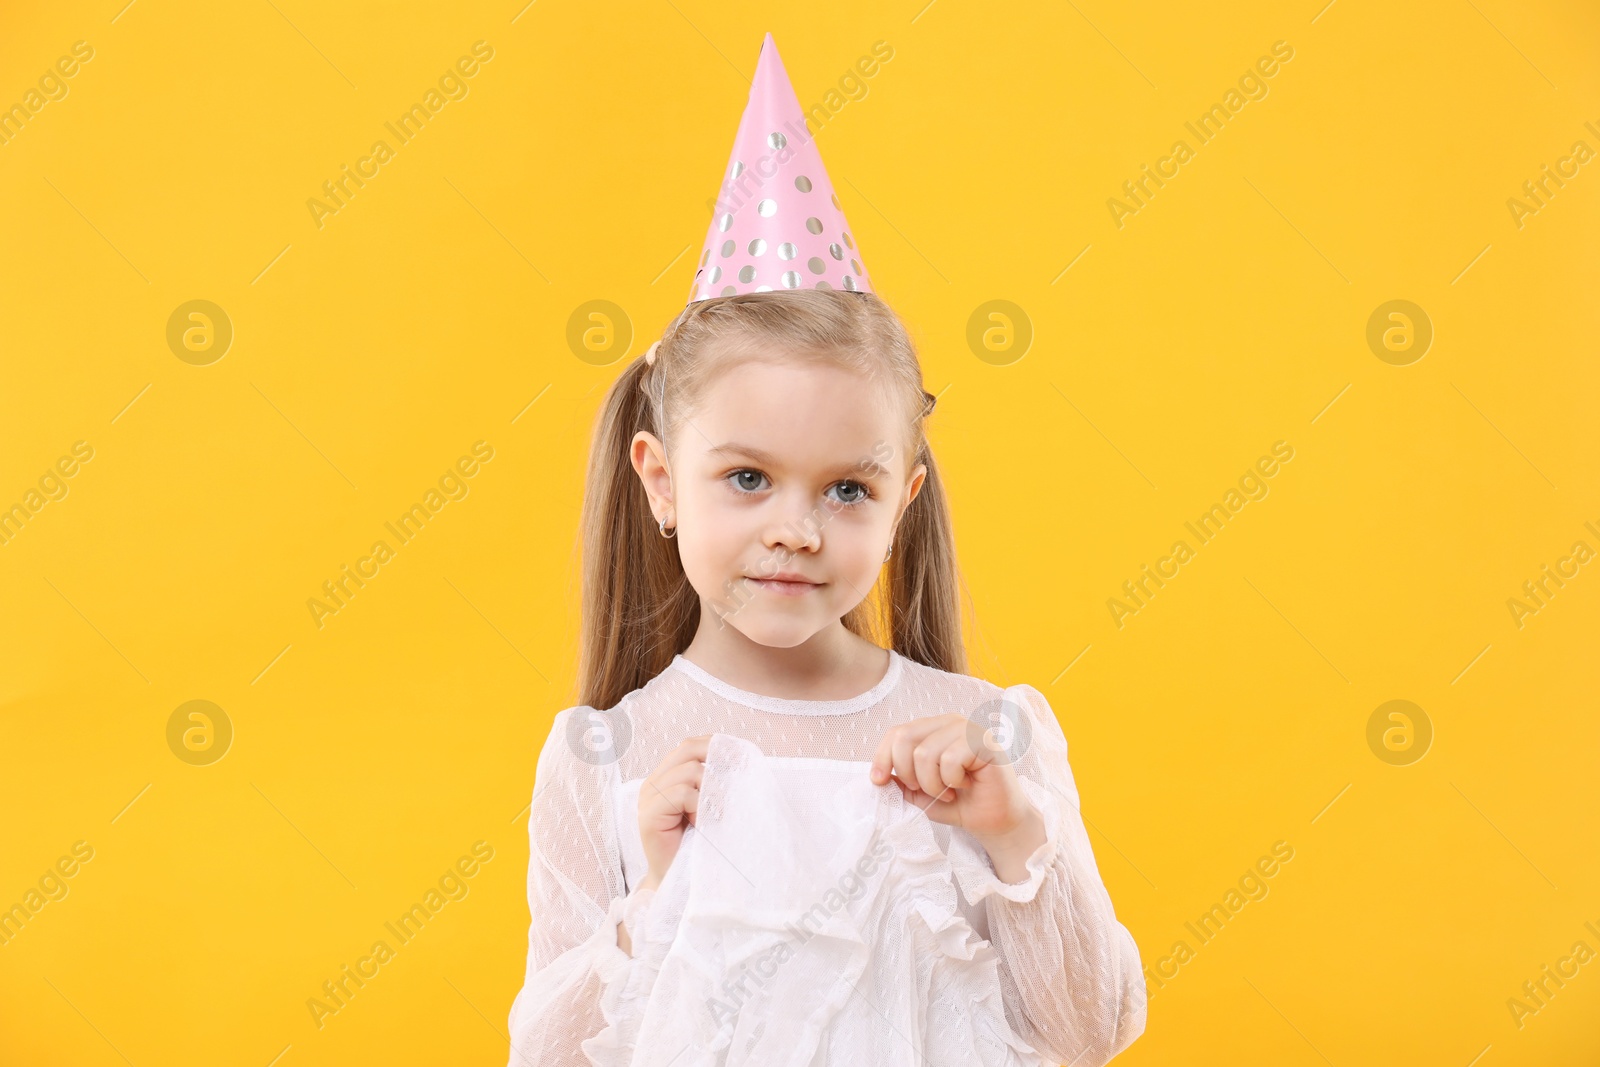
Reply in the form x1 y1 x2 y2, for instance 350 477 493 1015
945 684 1148 1066
504 707 669 1066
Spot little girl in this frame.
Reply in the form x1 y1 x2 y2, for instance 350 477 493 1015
506 33 1145 1067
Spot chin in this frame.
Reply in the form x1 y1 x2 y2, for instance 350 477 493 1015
723 613 824 649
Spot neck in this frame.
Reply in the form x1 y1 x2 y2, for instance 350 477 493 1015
680 616 888 700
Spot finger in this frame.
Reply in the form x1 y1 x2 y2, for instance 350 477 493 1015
638 779 700 832
967 717 1008 770
649 779 700 825
641 760 702 815
892 775 959 823
657 758 705 794
679 779 699 825
909 722 971 797
936 722 978 790
638 783 691 832
638 776 675 822
651 736 711 783
869 725 900 784
890 729 923 792
911 734 947 797
871 718 942 785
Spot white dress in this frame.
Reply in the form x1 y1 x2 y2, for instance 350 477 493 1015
505 649 1147 1067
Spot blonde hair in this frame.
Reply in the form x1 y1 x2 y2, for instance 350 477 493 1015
576 289 969 710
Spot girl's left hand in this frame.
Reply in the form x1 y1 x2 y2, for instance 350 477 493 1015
869 713 1039 843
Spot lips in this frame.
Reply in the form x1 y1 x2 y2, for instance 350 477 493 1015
747 571 822 596
755 571 820 585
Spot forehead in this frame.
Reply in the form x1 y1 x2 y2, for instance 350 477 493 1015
683 358 904 476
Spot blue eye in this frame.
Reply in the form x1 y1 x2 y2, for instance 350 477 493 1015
724 470 874 508
728 470 768 493
827 481 871 508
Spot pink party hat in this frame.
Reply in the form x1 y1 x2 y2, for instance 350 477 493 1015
688 33 872 304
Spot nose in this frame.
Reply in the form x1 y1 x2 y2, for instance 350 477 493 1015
761 490 824 554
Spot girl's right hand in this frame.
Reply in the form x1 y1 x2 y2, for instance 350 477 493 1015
637 734 711 891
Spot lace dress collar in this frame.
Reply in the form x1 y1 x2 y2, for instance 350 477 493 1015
667 649 904 716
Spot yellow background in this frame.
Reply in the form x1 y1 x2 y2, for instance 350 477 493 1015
1 1 1596 1064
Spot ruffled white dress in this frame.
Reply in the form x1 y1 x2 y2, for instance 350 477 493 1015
505 649 1146 1067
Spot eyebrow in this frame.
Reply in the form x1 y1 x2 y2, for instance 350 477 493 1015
705 442 889 481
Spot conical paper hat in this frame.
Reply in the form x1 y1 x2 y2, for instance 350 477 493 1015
688 33 872 304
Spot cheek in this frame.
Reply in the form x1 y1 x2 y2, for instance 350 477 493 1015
672 491 746 581
829 512 889 568
674 540 733 609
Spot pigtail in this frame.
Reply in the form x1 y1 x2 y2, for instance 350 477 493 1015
879 440 967 675
576 354 700 711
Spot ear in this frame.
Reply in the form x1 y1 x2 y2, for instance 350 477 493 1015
902 461 928 511
630 431 674 522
